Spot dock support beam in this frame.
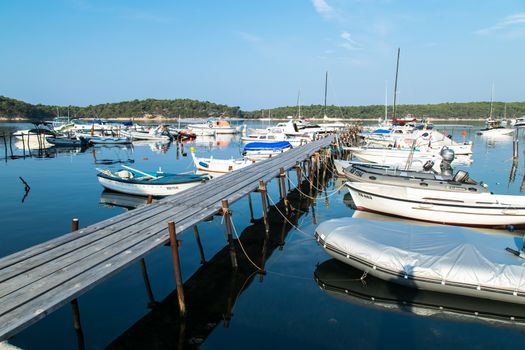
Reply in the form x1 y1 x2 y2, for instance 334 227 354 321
70 218 85 350
247 192 255 222
221 200 238 269
168 221 186 317
279 168 289 212
259 180 269 233
295 161 302 189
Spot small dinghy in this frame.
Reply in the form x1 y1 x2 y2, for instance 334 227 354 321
46 135 88 147
315 258 525 324
315 217 525 304
343 164 488 193
346 181 525 228
190 147 252 174
97 165 210 196
242 141 292 160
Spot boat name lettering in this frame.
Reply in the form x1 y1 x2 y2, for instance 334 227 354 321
350 168 364 177
358 192 373 200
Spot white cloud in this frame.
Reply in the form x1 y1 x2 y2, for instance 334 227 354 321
475 12 525 38
312 0 334 18
340 31 361 50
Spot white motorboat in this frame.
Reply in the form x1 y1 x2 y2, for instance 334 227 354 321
188 118 241 134
477 119 514 136
346 181 525 228
346 146 444 170
190 148 253 174
242 141 292 160
123 125 172 141
514 117 525 128
342 163 488 193
315 217 525 305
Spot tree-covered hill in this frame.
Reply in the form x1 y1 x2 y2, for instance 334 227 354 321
1 95 525 121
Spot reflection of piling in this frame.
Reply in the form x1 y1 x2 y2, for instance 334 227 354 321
139 259 158 308
193 226 206 264
514 129 519 160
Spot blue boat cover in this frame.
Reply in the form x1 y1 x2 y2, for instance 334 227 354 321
244 141 292 151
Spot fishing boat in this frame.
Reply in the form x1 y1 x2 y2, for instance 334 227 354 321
315 217 525 304
190 147 252 174
242 141 292 160
97 165 210 196
342 163 488 193
346 181 525 227
314 258 525 324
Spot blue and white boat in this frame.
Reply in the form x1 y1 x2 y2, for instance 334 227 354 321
97 166 210 196
242 141 292 160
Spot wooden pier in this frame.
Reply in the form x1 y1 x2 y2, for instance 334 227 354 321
0 135 336 341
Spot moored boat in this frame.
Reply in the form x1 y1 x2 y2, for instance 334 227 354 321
342 163 488 193
97 166 210 196
242 141 292 160
190 148 252 174
315 217 525 304
346 181 525 228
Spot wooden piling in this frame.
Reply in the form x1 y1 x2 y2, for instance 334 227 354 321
279 168 289 211
221 200 238 269
247 192 255 222
259 180 269 232
295 161 302 188
69 218 85 350
147 195 153 204
3 134 7 162
513 131 519 160
168 221 186 316
193 225 206 264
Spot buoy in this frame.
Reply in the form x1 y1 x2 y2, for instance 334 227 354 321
143 156 149 160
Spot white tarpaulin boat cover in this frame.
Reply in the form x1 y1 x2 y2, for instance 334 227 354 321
316 218 525 294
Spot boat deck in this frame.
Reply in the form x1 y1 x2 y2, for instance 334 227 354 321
0 135 335 341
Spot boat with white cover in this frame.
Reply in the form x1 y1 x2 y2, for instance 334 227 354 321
315 217 525 304
242 141 292 160
346 181 525 227
314 255 525 324
188 118 241 134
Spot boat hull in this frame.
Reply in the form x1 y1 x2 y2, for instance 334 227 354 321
347 182 525 227
97 176 202 196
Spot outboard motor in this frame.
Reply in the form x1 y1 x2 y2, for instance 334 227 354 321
440 147 455 176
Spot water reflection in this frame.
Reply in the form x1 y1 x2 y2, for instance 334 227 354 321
108 180 318 349
99 190 149 210
314 259 525 326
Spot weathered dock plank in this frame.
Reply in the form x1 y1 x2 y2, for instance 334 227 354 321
0 135 335 340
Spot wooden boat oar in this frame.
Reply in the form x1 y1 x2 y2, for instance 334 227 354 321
122 165 160 179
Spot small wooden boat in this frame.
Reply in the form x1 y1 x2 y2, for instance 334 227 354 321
97 166 210 196
315 258 525 324
315 217 525 304
346 181 525 228
343 163 488 193
190 148 252 174
242 141 292 160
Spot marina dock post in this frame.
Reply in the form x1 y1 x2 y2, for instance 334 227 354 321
168 221 186 316
279 168 289 212
70 218 85 350
221 200 238 269
259 180 269 232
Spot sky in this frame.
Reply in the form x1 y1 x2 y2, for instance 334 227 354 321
0 0 524 111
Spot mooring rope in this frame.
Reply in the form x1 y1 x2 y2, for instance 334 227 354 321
230 218 264 271
286 172 347 199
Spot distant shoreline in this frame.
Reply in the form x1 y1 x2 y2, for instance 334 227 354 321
0 117 488 123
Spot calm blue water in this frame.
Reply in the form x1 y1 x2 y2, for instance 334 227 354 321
1 122 525 349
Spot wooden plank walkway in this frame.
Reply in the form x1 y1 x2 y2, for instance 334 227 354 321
0 135 335 341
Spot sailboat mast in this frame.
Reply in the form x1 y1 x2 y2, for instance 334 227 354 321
384 80 388 122
324 71 328 118
392 48 400 121
489 83 494 120
297 89 301 118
